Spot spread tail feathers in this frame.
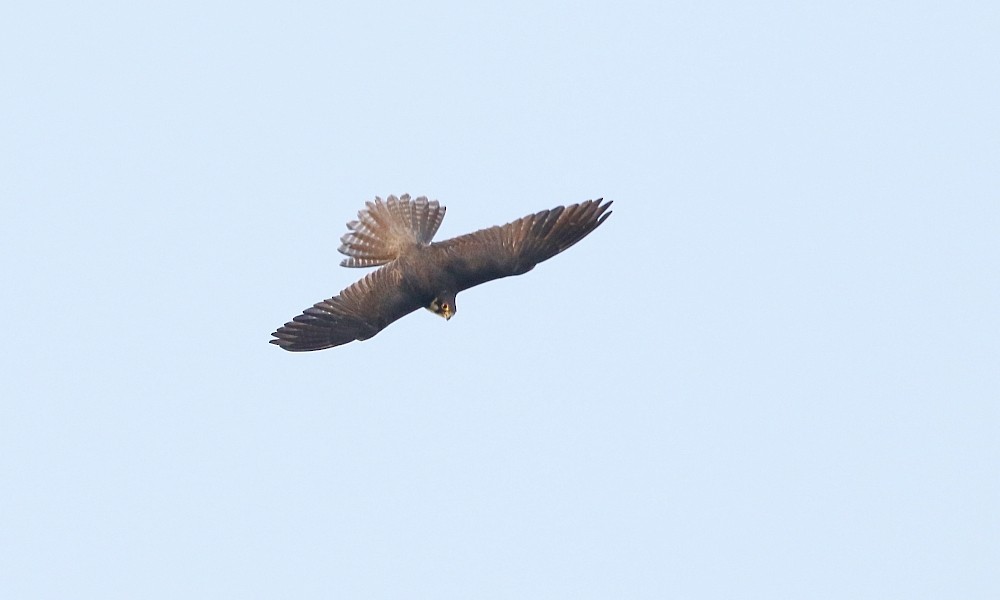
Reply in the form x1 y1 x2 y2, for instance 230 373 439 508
338 194 446 268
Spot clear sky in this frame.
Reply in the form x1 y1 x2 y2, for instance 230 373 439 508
2 1 998 598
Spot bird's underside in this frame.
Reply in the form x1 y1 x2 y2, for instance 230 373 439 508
270 194 612 351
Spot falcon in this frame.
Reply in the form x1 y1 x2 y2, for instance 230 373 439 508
270 194 613 351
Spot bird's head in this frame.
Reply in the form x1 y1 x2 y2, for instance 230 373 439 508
427 292 457 320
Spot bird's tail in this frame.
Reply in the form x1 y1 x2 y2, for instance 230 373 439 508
338 194 446 268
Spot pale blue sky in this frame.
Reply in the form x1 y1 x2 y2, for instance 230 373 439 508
2 1 998 598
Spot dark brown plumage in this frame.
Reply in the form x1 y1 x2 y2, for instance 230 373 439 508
270 194 613 351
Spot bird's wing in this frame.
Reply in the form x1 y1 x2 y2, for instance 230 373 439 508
434 199 612 292
270 264 423 351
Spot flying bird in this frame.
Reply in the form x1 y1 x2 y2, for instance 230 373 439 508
270 194 612 351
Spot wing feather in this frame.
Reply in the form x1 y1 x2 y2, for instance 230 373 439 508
434 199 612 292
270 264 423 351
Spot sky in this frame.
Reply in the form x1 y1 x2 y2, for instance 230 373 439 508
2 1 998 598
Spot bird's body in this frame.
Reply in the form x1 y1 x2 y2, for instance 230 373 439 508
270 195 612 351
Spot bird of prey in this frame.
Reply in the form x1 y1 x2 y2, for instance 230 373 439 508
270 194 612 351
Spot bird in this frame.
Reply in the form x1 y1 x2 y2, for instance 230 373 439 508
270 194 613 351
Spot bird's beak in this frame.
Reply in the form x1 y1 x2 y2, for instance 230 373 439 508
443 308 453 320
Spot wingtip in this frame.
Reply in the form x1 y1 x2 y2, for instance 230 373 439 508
596 198 613 222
